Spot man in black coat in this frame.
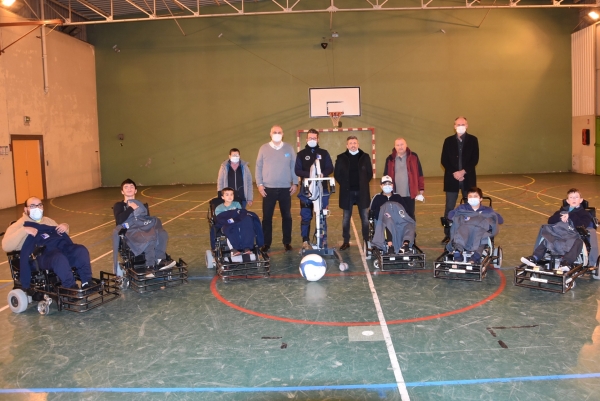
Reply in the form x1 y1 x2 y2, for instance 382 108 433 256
334 136 372 250
441 116 479 243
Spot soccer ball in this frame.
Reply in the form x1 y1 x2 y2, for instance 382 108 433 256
299 254 327 282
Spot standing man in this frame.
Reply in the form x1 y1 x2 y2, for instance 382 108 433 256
256 125 298 253
217 148 253 209
334 136 372 251
382 138 425 221
295 129 334 249
440 116 479 244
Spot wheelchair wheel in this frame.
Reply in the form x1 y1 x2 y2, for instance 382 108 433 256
492 247 503 268
205 250 216 269
7 289 29 313
37 297 52 315
119 277 130 290
373 259 380 269
594 256 600 280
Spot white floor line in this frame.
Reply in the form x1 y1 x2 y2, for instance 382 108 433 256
350 218 410 401
493 181 562 200
65 191 192 239
90 250 114 264
0 305 9 313
482 192 550 218
70 221 114 238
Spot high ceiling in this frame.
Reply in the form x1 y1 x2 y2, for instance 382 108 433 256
1 0 594 28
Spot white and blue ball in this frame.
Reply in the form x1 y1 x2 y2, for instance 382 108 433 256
299 254 327 281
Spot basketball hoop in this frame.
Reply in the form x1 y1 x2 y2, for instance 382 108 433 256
328 111 344 128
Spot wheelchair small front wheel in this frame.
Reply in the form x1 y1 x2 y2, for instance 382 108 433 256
373 259 380 269
37 297 52 315
492 247 503 268
8 289 29 314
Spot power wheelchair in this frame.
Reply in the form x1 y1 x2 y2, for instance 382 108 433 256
367 203 426 272
514 199 600 294
114 203 188 293
2 225 120 315
206 198 270 282
434 197 503 281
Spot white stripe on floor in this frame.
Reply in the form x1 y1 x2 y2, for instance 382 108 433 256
351 218 410 401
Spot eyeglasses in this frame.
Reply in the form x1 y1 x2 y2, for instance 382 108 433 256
28 203 43 209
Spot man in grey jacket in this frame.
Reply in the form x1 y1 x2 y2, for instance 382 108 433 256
256 125 298 253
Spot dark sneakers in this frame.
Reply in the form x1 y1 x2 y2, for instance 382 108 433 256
441 236 450 245
260 245 270 253
284 244 293 252
339 243 350 251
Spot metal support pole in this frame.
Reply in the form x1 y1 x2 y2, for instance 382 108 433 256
41 0 50 94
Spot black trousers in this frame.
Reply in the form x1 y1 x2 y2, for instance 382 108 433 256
262 187 292 247
444 187 468 236
399 196 416 221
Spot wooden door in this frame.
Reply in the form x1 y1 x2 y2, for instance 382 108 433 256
12 137 46 204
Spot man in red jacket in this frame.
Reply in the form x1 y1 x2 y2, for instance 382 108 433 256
382 138 425 221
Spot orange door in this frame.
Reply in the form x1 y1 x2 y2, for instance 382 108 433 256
13 140 44 204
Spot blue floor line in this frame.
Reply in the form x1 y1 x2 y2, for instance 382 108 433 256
1 373 600 394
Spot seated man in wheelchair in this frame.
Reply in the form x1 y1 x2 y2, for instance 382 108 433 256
113 178 175 277
213 187 264 258
1 196 93 292
446 187 504 264
370 176 416 254
520 188 593 273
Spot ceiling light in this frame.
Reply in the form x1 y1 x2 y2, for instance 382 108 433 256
589 10 599 20
1 0 16 6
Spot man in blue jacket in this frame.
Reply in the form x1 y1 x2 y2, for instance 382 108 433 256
295 129 334 250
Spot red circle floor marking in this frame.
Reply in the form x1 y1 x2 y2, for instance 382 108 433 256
210 269 506 326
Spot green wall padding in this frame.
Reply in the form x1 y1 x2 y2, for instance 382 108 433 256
88 2 577 186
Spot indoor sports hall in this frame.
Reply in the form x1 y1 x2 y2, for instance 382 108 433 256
1 1 600 400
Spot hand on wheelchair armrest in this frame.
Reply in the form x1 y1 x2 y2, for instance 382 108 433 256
31 245 46 259
440 217 452 228
576 226 590 238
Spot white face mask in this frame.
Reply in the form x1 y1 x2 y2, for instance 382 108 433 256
307 140 317 148
271 134 283 143
349 149 359 155
456 126 467 135
29 208 43 221
230 156 240 163
467 198 480 207
382 185 393 194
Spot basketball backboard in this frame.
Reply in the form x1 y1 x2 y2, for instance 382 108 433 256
309 87 361 118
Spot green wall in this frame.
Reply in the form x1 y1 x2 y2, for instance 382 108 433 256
88 3 577 186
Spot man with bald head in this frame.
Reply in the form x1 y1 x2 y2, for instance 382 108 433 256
382 138 425 221
2 196 93 291
255 125 298 253
440 116 479 244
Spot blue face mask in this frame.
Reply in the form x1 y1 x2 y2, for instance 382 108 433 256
349 149 359 155
382 185 393 194
29 208 43 221
467 198 480 207
569 206 575 211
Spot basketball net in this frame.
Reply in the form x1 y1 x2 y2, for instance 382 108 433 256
328 111 344 128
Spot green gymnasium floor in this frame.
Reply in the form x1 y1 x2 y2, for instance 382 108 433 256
1 173 600 400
